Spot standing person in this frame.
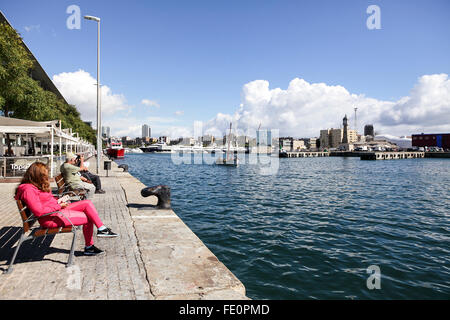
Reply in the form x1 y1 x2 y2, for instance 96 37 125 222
60 153 96 198
75 154 106 194
15 162 118 256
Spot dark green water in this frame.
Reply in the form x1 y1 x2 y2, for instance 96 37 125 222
116 154 449 299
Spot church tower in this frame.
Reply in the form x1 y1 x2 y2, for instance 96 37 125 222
342 114 349 144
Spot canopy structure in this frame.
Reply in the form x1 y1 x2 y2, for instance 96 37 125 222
0 116 95 178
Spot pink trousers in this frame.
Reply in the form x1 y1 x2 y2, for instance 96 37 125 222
40 200 103 246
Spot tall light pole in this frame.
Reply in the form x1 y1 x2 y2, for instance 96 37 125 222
84 15 101 174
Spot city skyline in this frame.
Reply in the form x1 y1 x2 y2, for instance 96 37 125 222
1 0 449 139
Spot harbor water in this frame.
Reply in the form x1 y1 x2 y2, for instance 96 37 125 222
116 153 450 299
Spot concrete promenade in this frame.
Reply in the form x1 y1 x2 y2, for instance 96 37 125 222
0 158 248 300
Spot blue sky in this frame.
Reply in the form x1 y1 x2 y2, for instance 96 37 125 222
2 0 450 137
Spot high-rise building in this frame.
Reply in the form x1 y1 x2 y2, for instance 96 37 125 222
364 124 374 137
142 124 151 138
101 126 110 138
320 127 357 149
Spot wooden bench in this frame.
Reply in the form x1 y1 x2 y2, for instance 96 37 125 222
54 173 87 201
4 200 80 274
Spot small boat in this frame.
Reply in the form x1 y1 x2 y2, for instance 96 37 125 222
216 122 238 167
107 141 125 158
140 143 172 153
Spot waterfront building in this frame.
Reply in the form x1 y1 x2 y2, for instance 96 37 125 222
320 127 357 149
121 136 134 146
364 124 375 137
142 124 151 138
279 137 306 151
200 135 215 146
299 138 317 150
158 136 171 144
320 129 342 149
279 137 293 151
412 133 450 149
134 137 142 145
181 137 195 146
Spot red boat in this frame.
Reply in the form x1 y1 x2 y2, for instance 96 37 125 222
107 141 125 158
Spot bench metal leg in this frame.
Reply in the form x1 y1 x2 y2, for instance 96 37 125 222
5 233 26 274
66 228 77 267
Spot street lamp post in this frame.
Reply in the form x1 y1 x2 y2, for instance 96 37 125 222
84 15 101 174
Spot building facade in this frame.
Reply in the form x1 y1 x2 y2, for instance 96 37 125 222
364 124 374 137
412 133 450 149
320 128 357 149
101 126 111 138
158 136 171 144
142 124 151 138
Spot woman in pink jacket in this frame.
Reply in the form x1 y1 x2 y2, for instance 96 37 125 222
15 162 118 256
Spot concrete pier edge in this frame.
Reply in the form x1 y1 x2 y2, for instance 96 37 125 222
108 159 249 300
0 156 248 300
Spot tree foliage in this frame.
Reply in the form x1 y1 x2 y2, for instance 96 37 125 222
0 22 96 144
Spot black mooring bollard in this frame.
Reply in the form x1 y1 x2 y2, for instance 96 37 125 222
118 164 129 172
141 185 171 209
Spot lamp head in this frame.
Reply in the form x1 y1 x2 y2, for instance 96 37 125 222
84 15 100 22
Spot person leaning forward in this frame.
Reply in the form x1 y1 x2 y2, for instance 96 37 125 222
75 154 106 194
60 152 96 199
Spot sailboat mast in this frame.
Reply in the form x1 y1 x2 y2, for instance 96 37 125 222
227 122 232 161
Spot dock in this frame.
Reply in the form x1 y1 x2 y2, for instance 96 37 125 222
0 158 248 300
280 150 447 161
279 151 330 158
360 151 425 160
424 152 450 158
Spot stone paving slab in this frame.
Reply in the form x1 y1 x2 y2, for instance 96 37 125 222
116 167 248 300
0 160 153 300
0 156 248 300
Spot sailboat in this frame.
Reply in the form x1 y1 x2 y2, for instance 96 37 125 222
216 122 238 166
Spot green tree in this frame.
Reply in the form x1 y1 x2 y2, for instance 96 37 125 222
0 22 96 146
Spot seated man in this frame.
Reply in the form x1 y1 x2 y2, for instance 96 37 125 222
75 154 106 194
60 152 96 199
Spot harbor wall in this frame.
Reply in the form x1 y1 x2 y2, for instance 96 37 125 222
110 160 249 299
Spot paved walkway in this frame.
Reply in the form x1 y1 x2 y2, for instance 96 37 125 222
0 157 248 300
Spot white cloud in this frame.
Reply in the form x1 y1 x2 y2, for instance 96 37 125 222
159 126 193 139
53 70 132 124
53 70 450 140
141 99 160 108
174 110 184 116
102 116 183 138
204 74 450 138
